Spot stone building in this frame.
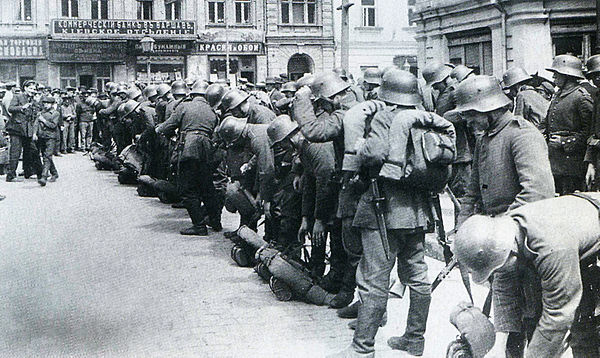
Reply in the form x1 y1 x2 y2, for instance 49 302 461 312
413 0 598 79
333 0 418 81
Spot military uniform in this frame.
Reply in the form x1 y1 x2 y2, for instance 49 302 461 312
76 99 95 151
513 85 549 131
247 101 276 124
543 83 593 194
157 96 221 231
7 92 42 180
494 194 600 357
99 96 124 152
36 105 60 180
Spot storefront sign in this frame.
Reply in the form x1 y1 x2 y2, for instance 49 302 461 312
0 37 46 59
49 41 127 63
52 19 195 37
130 40 194 55
196 42 264 55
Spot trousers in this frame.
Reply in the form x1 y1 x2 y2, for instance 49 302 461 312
37 138 58 178
61 121 76 151
8 134 41 179
178 159 221 227
79 121 93 150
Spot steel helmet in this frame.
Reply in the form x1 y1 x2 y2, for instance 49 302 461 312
422 62 452 86
220 90 250 112
127 86 142 100
333 67 348 80
117 102 127 118
190 80 209 95
109 85 120 95
105 82 116 93
501 67 532 89
453 215 517 284
85 96 99 107
185 76 198 87
217 116 248 145
311 71 350 99
122 99 141 118
450 65 475 84
363 68 383 85
156 83 172 98
280 82 297 93
267 115 299 148
116 85 128 96
378 68 421 106
546 54 585 79
586 55 600 77
452 75 511 113
296 73 314 88
142 84 158 99
171 80 188 96
206 84 226 108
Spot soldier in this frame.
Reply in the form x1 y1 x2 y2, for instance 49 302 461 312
35 96 60 186
218 116 277 233
293 71 357 306
220 89 276 124
360 68 382 100
421 62 449 112
265 76 284 109
206 84 227 112
335 67 365 103
454 193 600 358
76 90 95 151
330 69 446 358
502 67 549 131
274 82 297 115
268 115 337 279
98 85 124 152
585 55 600 190
156 81 221 236
451 75 555 357
165 81 189 121
154 83 173 124
543 54 594 195
60 92 76 153
6 80 42 182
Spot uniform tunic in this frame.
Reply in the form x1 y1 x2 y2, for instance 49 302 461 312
513 85 549 131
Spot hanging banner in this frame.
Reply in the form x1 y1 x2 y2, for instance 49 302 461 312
49 41 127 63
52 19 196 37
195 42 264 55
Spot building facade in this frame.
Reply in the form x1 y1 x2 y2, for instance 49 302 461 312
333 0 418 81
0 0 336 89
413 0 597 79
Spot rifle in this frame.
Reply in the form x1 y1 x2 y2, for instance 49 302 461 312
370 178 390 260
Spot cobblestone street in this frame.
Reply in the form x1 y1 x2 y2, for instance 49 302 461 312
1 153 487 357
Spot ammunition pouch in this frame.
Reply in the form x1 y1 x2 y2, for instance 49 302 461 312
549 131 585 154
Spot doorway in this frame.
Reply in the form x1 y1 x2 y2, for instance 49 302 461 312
287 54 314 81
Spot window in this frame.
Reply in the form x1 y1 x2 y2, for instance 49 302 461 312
280 0 316 25
407 0 416 26
362 0 375 27
235 0 251 24
137 0 153 20
61 0 79 18
165 0 181 20
91 0 108 19
17 0 32 21
207 0 224 24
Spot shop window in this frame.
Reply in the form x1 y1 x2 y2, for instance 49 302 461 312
361 0 375 27
165 0 182 20
235 0 251 24
17 0 32 21
62 0 79 18
552 34 596 62
91 0 108 19
207 0 225 24
137 0 153 20
280 0 316 25
447 30 493 76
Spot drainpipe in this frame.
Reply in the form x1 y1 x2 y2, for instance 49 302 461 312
492 0 508 72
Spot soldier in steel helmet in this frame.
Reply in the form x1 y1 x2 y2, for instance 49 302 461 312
501 67 549 131
543 54 594 195
165 80 188 121
360 68 382 100
154 83 173 124
454 192 600 358
273 81 297 115
156 80 221 236
584 54 600 190
451 75 554 357
221 89 276 124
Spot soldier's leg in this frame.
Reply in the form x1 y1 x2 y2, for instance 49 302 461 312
570 265 600 358
330 217 362 308
319 219 346 294
23 137 41 177
39 139 52 179
350 228 398 355
197 160 222 230
178 160 207 234
67 122 75 151
7 134 23 179
277 188 302 258
387 230 430 356
310 239 327 280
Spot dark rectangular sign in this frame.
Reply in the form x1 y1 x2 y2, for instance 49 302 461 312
0 37 46 59
49 41 127 63
52 19 195 37
196 42 264 55
130 40 194 55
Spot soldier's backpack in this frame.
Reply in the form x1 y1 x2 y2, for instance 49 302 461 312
379 109 456 193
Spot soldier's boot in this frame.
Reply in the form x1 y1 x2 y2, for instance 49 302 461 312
319 270 343 294
330 290 354 309
337 300 361 319
182 201 209 236
180 226 208 236
37 176 47 187
387 290 431 356
49 174 59 183
348 311 387 330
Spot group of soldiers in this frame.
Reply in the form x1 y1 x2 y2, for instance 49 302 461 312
6 50 600 357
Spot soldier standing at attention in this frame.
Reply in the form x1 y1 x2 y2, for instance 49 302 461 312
543 54 593 195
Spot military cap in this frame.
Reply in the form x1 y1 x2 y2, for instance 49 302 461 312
280 82 297 93
265 77 277 85
171 80 188 96
41 95 55 103
51 88 61 94
22 80 36 89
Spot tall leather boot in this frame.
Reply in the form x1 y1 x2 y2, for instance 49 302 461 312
327 298 386 358
387 289 431 356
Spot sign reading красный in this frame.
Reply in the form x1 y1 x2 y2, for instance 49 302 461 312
52 19 195 37
0 38 46 59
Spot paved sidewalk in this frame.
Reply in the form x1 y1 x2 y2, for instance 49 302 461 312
0 153 487 357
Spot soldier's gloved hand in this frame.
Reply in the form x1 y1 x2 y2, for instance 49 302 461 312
298 216 313 242
586 163 596 189
263 201 272 220
312 219 327 247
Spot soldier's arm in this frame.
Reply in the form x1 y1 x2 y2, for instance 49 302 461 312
8 95 26 114
491 266 524 334
312 145 336 221
457 143 482 226
301 173 316 219
156 104 183 134
293 91 342 142
526 249 582 358
255 139 276 203
578 89 594 137
509 128 555 211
